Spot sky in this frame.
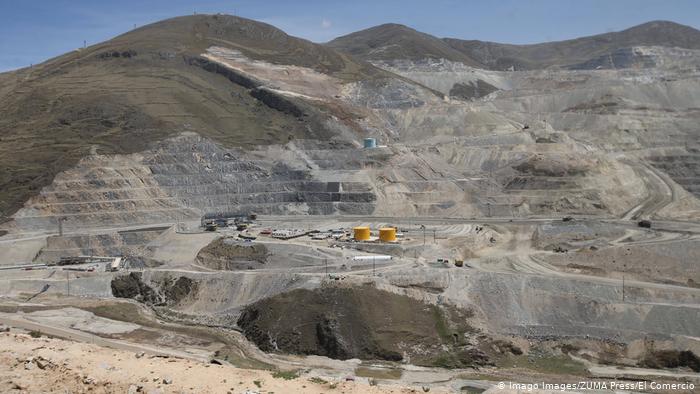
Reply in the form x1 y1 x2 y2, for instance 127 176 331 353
1 0 699 72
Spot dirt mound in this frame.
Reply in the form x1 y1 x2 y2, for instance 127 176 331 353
196 238 269 270
238 284 496 367
111 273 198 306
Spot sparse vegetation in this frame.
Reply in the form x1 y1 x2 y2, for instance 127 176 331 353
308 377 327 385
432 306 452 342
0 14 377 218
496 354 589 376
272 370 299 380
28 330 42 338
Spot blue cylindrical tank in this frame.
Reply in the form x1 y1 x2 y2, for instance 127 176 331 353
363 138 377 148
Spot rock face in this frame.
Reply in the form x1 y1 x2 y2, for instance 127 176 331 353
147 135 378 217
111 273 161 304
237 285 489 367
249 88 305 117
11 134 379 230
111 273 198 307
449 79 498 100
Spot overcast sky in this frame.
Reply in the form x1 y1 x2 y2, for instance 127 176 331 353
1 0 699 72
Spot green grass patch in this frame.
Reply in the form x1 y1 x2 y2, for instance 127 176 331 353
272 370 299 380
460 386 486 394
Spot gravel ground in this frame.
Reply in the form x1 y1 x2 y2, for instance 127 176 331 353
0 332 449 393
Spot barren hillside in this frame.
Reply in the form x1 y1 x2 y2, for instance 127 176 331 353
330 20 700 70
0 14 383 219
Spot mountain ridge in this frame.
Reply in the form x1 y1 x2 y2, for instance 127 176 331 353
328 20 700 70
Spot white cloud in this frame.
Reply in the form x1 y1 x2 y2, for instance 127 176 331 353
321 18 332 29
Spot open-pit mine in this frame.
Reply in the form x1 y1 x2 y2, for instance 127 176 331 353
1 14 700 393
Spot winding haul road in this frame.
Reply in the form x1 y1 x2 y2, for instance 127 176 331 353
621 161 675 221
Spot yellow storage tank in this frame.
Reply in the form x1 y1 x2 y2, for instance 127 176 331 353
353 226 371 241
379 227 397 242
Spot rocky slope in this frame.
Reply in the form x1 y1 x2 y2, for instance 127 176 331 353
237 285 492 366
0 14 386 220
3 15 700 230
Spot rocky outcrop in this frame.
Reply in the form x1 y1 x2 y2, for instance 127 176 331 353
111 273 161 304
237 285 491 366
111 273 198 307
185 55 262 89
249 88 305 118
449 79 498 100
